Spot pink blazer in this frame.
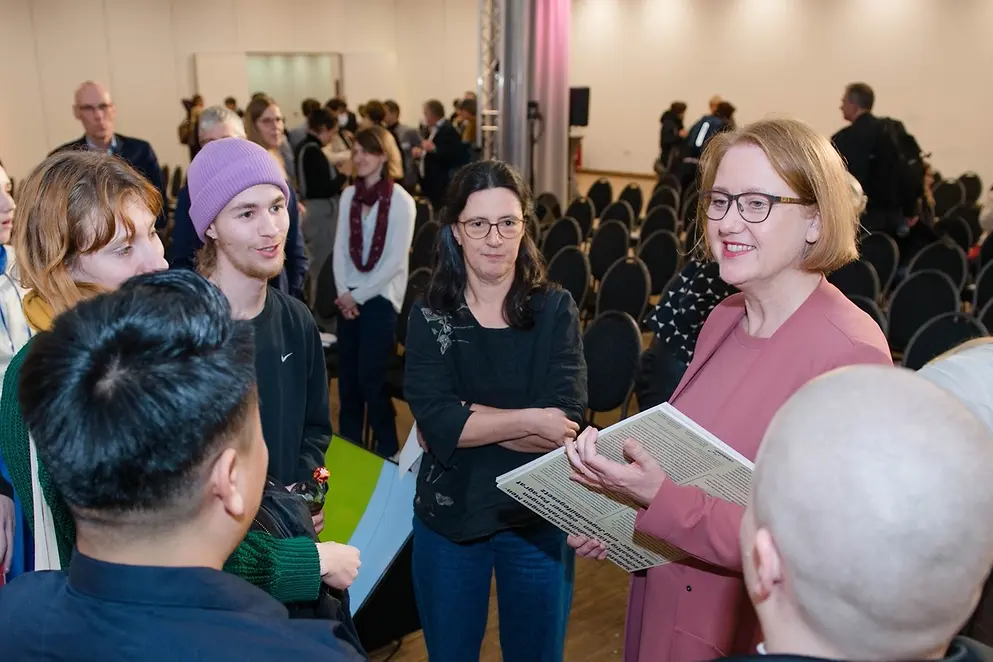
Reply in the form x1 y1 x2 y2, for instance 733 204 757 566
624 280 891 662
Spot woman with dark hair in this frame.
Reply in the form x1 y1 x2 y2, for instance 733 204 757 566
332 125 415 458
403 160 588 661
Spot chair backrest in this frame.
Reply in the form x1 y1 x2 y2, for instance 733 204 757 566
601 200 635 231
980 232 993 270
937 215 974 253
414 198 433 237
565 196 595 240
587 177 613 217
848 294 888 336
859 232 899 294
975 261 993 311
619 183 644 218
957 205 982 244
542 217 583 263
934 180 965 218
536 191 562 220
313 254 339 321
902 312 987 370
589 220 631 282
547 246 591 311
680 190 699 229
959 172 984 206
397 267 432 347
170 166 184 198
637 230 681 296
583 311 643 413
640 205 679 244
596 256 651 321
410 221 439 272
980 298 993 335
907 240 968 291
886 269 961 353
827 259 881 301
660 173 681 194
647 186 680 215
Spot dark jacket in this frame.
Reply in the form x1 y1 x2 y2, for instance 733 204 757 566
832 113 903 216
659 110 684 166
51 134 168 229
683 115 728 161
168 182 309 300
420 120 466 210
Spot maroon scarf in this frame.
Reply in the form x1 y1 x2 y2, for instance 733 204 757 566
349 177 394 272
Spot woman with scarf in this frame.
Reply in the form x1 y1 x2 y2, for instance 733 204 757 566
0 150 355 611
332 126 415 459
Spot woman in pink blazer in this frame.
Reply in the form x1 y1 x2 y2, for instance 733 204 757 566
566 117 893 662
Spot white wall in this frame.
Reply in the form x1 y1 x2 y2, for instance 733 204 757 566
0 0 480 181
571 0 993 187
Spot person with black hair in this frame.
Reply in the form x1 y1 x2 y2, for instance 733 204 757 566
659 101 688 170
0 270 362 661
289 97 324 152
414 98 466 212
679 100 737 190
296 108 347 302
403 160 587 661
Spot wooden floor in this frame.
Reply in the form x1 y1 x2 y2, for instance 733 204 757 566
328 381 632 662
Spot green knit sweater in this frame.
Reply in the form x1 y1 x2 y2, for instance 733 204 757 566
0 342 320 603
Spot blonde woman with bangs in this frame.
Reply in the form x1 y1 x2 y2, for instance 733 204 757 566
0 152 342 614
565 117 893 661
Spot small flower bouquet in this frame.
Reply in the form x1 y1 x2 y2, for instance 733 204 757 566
290 466 331 515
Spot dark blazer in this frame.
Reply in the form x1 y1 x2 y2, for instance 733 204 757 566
832 113 902 214
420 120 465 210
51 134 168 229
168 182 309 300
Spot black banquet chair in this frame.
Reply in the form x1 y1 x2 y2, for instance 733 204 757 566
937 215 974 254
583 311 643 423
588 220 630 284
907 240 968 292
414 198 433 237
536 191 562 221
959 172 983 206
547 246 591 311
859 232 899 295
541 217 582 264
618 183 644 219
637 230 681 296
974 262 993 312
827 259 880 301
848 295 887 336
587 177 613 218
640 205 678 242
409 221 439 272
564 196 595 241
933 180 965 219
902 312 987 371
596 256 651 322
886 269 961 354
647 186 679 215
601 200 635 231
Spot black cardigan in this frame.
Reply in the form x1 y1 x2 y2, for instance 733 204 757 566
403 288 587 542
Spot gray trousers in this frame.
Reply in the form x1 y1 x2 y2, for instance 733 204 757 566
301 196 339 307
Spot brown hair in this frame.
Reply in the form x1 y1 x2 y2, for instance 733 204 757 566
13 150 162 314
694 117 859 273
354 126 404 182
365 100 386 124
244 95 278 148
424 99 446 121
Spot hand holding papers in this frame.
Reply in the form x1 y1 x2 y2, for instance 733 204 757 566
495 403 754 572
566 429 666 509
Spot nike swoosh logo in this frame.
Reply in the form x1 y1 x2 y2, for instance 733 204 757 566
281 353 293 363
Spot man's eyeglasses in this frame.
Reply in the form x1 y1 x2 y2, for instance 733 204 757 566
459 219 525 240
702 190 812 224
77 103 113 115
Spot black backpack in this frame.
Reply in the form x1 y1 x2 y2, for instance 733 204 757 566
878 118 925 212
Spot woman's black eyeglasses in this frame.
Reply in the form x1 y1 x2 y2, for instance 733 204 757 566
459 218 525 240
702 190 812 224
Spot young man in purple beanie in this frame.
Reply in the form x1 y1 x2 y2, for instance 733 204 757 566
188 138 331 531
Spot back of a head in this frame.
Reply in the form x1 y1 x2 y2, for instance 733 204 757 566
918 340 993 435
300 97 321 119
754 365 993 659
425 99 445 121
13 150 162 315
198 105 246 140
307 108 336 133
846 82 875 112
715 101 736 120
18 269 258 530
696 116 859 273
365 100 386 124
326 97 346 113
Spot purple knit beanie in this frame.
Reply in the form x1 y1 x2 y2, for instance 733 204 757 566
187 138 290 241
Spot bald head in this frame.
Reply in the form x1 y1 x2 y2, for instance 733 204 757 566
73 81 115 146
749 365 993 659
918 340 993 434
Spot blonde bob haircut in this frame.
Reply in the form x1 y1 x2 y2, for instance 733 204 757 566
13 150 162 315
694 117 859 273
353 125 404 182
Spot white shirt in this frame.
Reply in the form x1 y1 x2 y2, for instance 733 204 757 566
333 184 416 313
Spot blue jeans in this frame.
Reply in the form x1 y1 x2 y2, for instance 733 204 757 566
337 295 399 456
411 516 575 662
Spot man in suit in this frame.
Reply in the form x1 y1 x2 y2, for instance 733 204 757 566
413 99 465 212
728 365 993 662
51 81 168 229
384 100 422 193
